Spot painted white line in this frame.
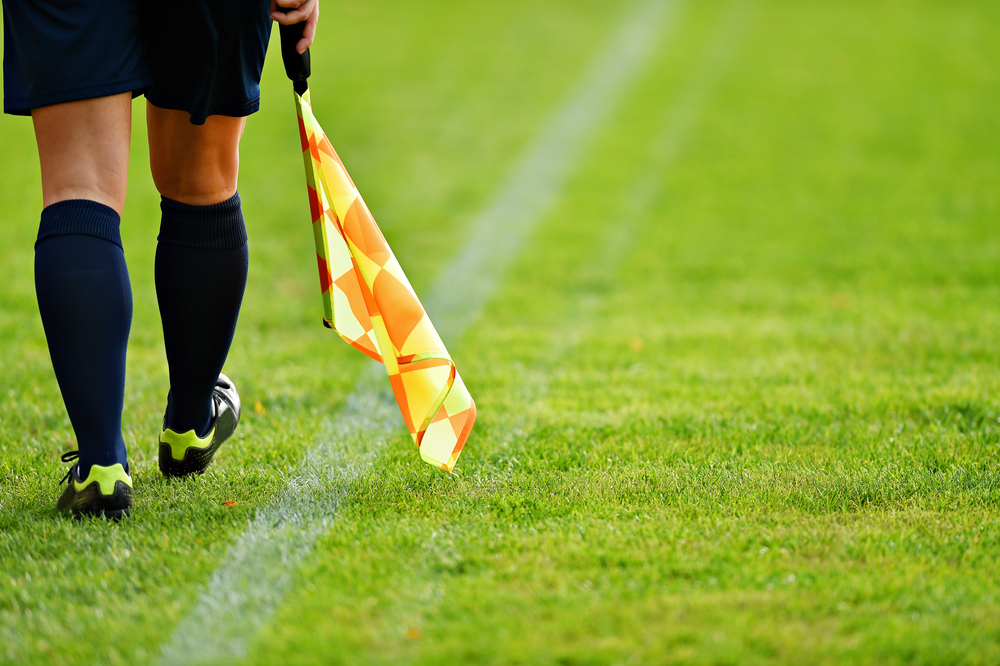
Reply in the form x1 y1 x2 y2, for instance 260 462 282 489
156 1 671 663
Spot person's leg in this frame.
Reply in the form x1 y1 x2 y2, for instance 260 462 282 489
148 104 249 439
31 94 134 477
33 94 132 214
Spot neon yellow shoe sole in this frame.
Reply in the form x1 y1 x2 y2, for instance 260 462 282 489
158 374 241 477
57 452 133 520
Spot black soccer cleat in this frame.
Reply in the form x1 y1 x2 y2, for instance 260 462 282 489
158 373 242 478
57 451 133 520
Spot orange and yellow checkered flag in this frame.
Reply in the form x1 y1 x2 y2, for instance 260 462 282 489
292 89 475 472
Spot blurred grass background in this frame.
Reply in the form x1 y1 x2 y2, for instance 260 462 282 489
2 0 1000 664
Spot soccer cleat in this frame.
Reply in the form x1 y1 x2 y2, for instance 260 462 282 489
158 373 241 477
57 452 133 520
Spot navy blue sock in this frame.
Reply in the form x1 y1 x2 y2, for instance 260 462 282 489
34 201 131 477
156 193 248 437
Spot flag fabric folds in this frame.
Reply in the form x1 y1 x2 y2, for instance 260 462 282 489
292 89 475 473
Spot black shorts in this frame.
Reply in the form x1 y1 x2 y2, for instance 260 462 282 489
2 0 272 125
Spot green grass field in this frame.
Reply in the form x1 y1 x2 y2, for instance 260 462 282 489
2 0 1000 663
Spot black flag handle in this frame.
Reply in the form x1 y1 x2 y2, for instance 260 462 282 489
277 8 311 95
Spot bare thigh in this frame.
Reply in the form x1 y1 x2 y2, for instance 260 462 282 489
146 103 247 206
31 94 133 216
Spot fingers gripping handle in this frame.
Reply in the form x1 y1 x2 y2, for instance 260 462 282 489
277 10 311 95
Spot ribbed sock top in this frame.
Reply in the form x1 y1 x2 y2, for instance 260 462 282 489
157 192 248 250
36 200 122 249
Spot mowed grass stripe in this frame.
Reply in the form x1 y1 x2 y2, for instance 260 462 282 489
156 1 675 663
548 0 750 416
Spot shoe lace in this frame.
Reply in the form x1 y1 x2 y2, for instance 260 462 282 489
59 451 80 485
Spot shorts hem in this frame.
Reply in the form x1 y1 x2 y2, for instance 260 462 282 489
3 76 153 116
145 95 261 126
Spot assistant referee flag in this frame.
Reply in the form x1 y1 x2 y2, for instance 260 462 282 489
278 20 476 473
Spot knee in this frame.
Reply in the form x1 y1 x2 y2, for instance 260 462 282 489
147 106 245 206
150 157 239 206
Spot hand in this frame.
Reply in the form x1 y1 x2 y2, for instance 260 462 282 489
270 0 319 54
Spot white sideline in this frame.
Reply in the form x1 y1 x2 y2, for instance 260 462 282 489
156 1 673 663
